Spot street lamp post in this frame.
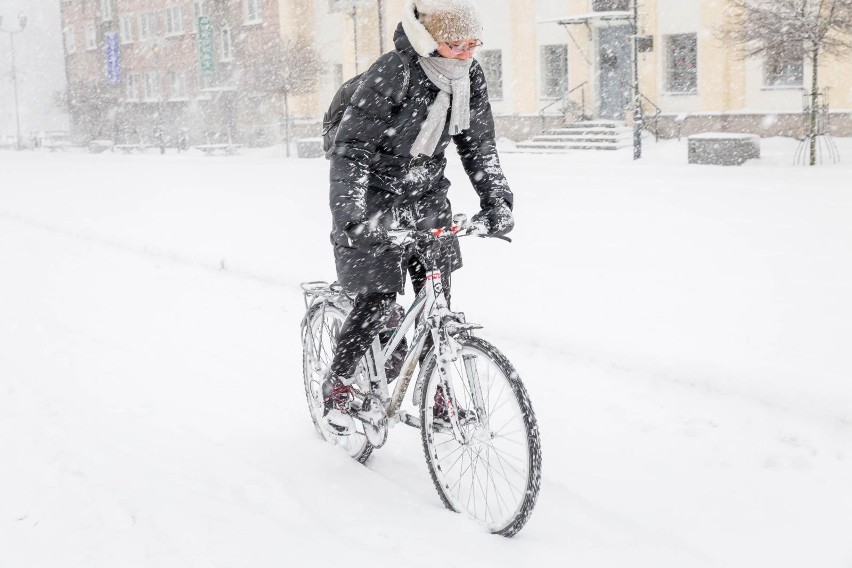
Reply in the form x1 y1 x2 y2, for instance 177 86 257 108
631 0 642 160
377 0 385 54
0 13 28 151
351 1 360 74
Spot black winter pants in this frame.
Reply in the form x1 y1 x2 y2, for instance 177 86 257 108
329 255 451 381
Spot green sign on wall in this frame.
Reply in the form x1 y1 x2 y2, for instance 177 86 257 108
198 16 214 76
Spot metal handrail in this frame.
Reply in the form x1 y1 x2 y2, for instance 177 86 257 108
539 82 589 133
637 91 662 142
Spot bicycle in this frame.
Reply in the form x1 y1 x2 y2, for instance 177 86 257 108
300 215 541 537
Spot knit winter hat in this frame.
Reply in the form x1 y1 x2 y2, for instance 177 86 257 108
415 0 483 43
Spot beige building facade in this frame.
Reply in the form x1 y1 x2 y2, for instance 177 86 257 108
61 0 852 145
308 0 852 140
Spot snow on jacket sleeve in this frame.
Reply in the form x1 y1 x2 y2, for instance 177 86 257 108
452 61 514 210
329 52 405 233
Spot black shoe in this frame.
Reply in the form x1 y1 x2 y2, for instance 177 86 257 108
432 384 476 430
322 374 356 435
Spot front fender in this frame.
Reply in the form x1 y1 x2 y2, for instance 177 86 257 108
411 346 435 408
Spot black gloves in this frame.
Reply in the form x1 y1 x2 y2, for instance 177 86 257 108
472 200 514 237
345 222 394 253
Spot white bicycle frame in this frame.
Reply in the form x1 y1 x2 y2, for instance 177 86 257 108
356 226 492 444
302 220 495 444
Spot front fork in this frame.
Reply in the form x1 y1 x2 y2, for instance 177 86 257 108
432 317 490 444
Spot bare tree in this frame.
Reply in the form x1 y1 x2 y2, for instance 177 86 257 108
718 0 852 165
56 80 120 144
253 37 326 156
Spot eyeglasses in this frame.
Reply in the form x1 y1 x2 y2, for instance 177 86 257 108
446 40 483 54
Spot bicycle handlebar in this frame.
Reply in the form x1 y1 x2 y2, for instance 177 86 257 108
387 213 511 247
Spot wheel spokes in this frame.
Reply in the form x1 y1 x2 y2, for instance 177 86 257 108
426 343 531 532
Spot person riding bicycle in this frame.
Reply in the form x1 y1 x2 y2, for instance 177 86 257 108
324 0 514 434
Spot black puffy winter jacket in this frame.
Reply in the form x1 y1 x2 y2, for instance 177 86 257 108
329 22 512 295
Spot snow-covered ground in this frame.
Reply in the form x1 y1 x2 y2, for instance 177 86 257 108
1 138 851 568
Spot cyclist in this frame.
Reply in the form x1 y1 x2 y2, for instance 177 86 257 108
324 0 514 434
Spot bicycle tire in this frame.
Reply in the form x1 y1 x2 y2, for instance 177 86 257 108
420 335 541 536
302 302 373 464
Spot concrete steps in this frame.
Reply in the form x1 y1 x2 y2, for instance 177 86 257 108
508 121 632 153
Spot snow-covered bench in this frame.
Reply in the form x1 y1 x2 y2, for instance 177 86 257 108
296 137 324 158
88 140 114 154
115 143 156 154
195 143 242 156
43 141 71 152
688 133 760 166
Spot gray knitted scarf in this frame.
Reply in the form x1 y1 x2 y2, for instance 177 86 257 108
410 56 473 157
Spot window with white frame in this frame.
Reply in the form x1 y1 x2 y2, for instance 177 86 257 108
198 71 212 93
592 0 629 11
119 15 134 44
478 50 503 99
143 71 161 101
139 12 157 41
763 44 803 87
193 0 205 32
665 33 698 93
244 0 262 23
84 21 97 50
126 73 140 100
165 5 184 36
169 70 188 99
541 44 568 98
221 27 233 61
99 0 113 22
63 26 77 54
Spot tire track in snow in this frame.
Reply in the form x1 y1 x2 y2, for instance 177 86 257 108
0 209 293 290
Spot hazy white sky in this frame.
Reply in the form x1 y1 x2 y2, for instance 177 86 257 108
0 0 69 139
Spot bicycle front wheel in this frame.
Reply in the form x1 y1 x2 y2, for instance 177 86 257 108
420 336 541 536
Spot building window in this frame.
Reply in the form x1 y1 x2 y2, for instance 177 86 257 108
198 72 212 94
84 21 97 50
126 73 140 100
244 0 262 23
764 45 803 87
193 0 205 32
139 12 157 41
119 15 134 44
221 27 233 61
165 5 184 36
592 0 629 11
665 33 698 93
169 70 188 99
63 26 76 54
478 50 503 99
541 44 568 99
99 0 113 22
143 71 161 101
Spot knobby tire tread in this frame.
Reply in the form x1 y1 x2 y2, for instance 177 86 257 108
419 336 542 537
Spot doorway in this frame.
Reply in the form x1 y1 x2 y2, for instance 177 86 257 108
598 25 632 120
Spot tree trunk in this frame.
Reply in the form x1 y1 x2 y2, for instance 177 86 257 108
283 91 291 158
809 49 819 166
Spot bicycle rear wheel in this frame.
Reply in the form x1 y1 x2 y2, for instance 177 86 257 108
420 336 541 536
302 302 373 463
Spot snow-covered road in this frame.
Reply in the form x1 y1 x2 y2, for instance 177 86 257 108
1 143 851 567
